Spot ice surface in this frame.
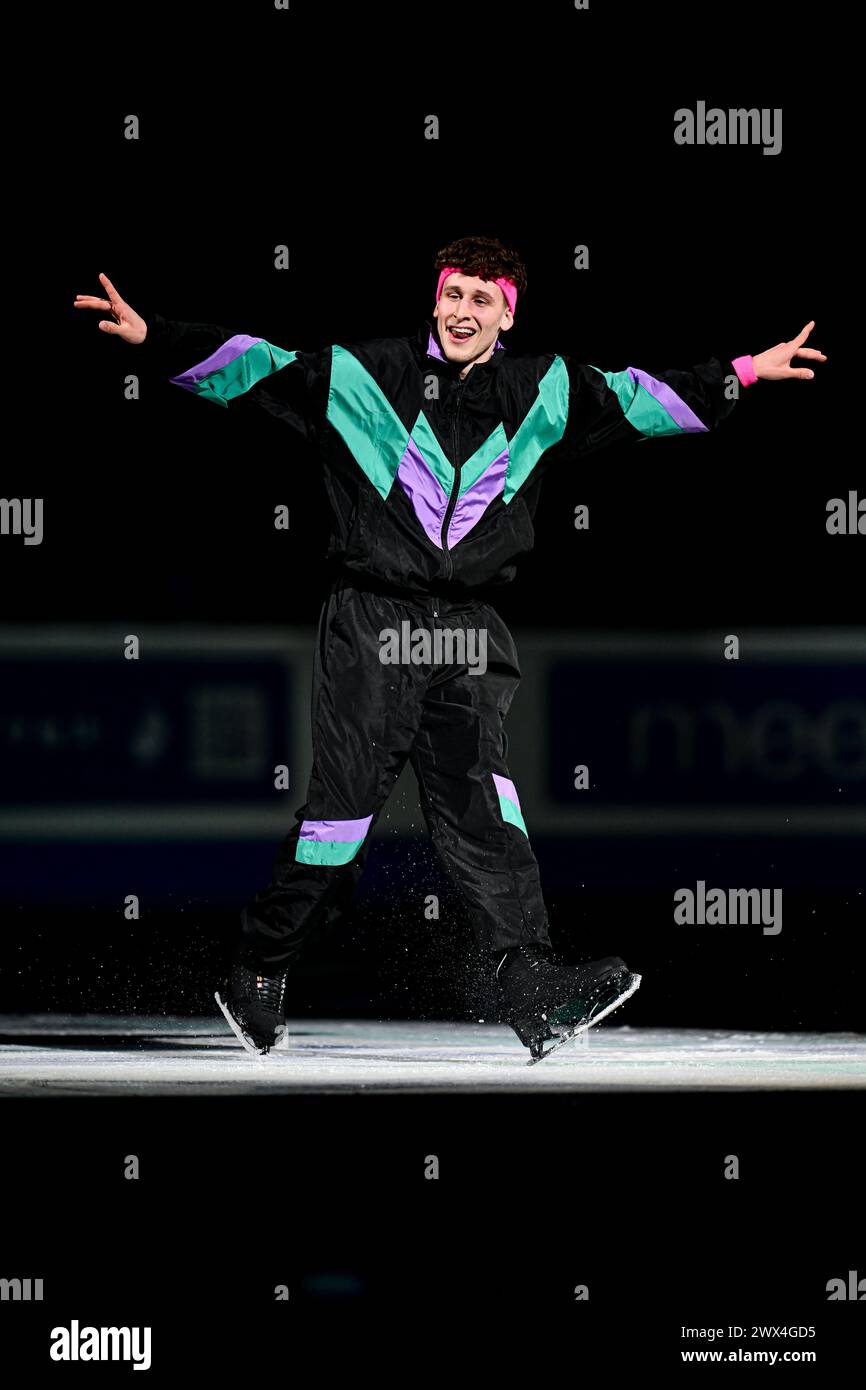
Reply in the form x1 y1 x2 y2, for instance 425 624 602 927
1 1015 864 1095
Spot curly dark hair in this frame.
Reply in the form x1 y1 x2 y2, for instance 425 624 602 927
433 235 528 304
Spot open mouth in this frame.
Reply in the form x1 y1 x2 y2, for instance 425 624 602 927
447 325 476 342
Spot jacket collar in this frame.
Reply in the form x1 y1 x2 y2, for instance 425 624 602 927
415 319 506 370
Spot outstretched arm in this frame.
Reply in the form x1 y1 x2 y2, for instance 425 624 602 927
74 273 331 444
552 321 826 461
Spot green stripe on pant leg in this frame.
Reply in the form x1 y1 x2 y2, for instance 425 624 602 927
295 837 366 865
497 792 528 837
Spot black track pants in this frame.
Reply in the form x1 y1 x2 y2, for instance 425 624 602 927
238 581 552 971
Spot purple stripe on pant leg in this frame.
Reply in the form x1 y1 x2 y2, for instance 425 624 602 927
446 447 508 546
169 335 264 388
299 815 373 843
492 773 521 810
627 366 708 432
397 438 449 547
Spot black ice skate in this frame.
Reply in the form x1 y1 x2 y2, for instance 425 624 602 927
496 942 641 1062
214 958 289 1057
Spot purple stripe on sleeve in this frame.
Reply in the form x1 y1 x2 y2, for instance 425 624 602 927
492 773 521 810
169 334 264 388
299 815 373 843
627 366 708 433
397 438 450 547
446 447 508 546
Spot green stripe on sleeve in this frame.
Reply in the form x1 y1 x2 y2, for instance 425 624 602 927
188 342 298 407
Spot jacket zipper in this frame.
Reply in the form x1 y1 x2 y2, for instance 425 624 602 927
440 378 465 581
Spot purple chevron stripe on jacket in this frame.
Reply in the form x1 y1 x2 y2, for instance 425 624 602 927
446 447 509 546
396 438 450 547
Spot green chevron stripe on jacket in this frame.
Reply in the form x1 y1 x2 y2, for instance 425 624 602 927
503 356 570 503
328 345 411 499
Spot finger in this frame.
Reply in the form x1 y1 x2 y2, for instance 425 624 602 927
74 296 112 310
98 272 124 307
98 319 121 333
792 347 827 360
786 367 815 379
791 320 815 345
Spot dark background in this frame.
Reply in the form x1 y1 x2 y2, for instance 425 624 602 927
2 4 861 1032
0 0 861 1349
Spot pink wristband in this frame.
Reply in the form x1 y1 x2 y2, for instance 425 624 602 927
732 354 758 388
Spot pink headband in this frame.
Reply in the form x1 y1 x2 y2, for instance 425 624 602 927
436 266 517 317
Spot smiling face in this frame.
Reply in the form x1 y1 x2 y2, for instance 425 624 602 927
433 272 514 376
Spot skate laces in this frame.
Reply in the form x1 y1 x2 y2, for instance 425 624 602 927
253 969 287 1014
520 942 556 968
497 941 555 979
229 959 288 1013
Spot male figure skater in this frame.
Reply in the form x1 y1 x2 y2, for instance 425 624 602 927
74 235 826 1058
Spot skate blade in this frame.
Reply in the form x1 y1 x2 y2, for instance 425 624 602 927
214 990 286 1060
526 972 642 1065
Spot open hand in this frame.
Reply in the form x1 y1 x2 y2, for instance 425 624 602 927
73 273 147 344
752 321 827 381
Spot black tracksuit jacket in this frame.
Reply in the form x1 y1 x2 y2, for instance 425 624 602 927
139 310 745 601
